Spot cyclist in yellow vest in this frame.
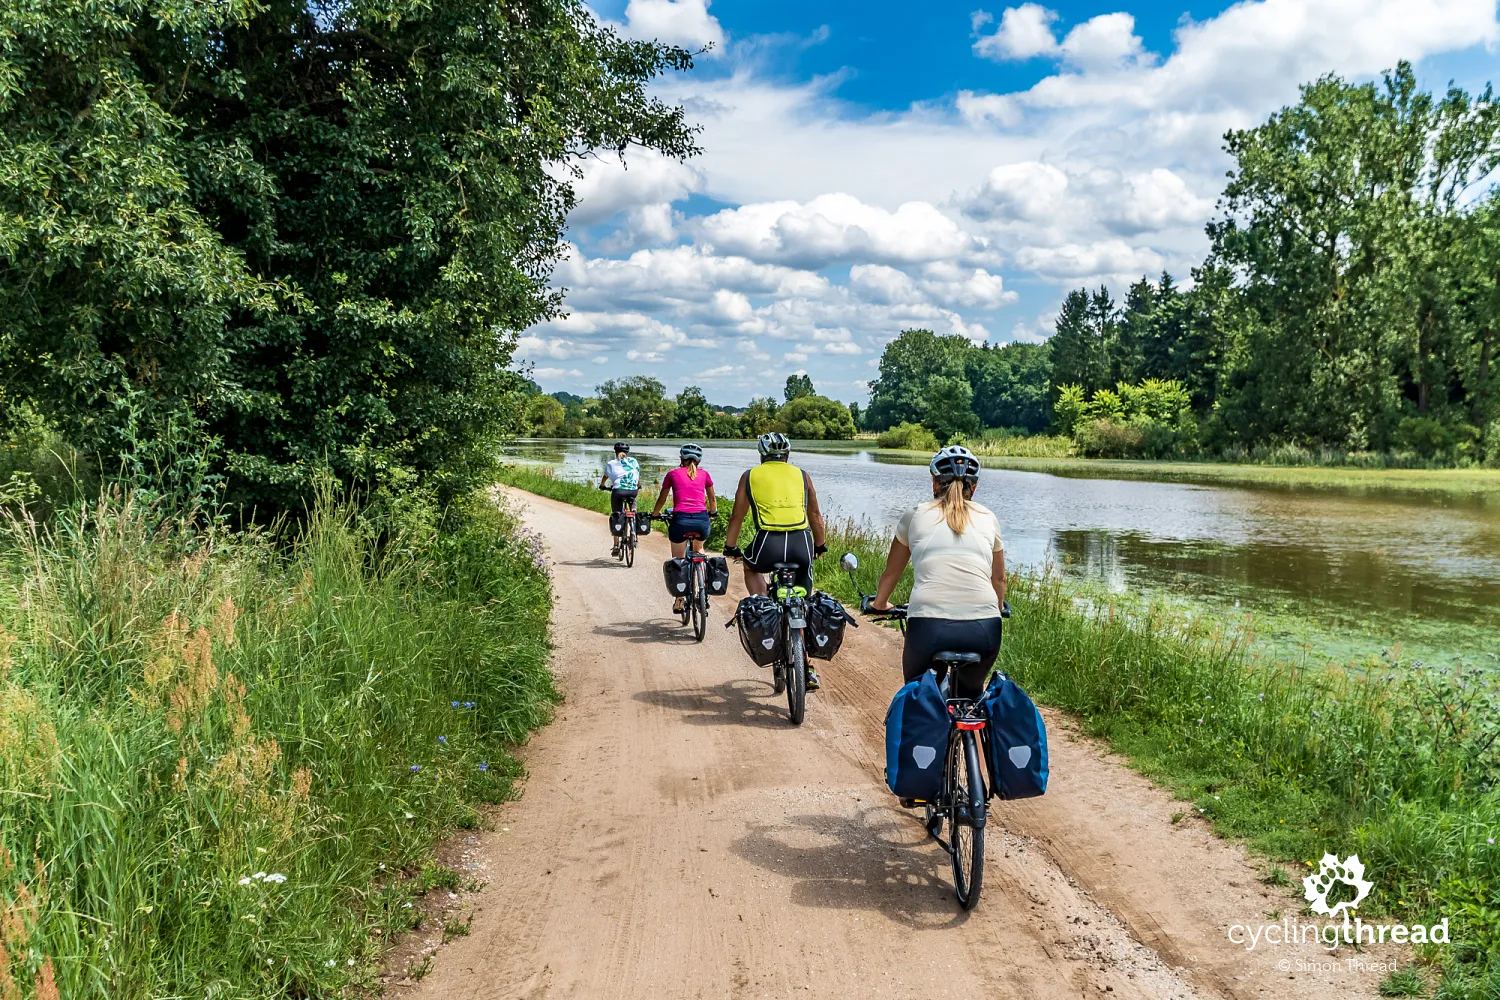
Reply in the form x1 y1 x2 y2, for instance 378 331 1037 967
723 432 829 685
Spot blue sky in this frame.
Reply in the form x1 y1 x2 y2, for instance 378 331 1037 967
518 0 1500 406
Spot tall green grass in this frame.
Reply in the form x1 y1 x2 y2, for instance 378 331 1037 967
0 489 555 998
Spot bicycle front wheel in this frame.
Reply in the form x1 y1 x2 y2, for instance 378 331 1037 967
948 731 986 910
785 627 806 725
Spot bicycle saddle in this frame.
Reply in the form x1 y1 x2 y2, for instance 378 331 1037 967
932 651 982 664
771 562 800 570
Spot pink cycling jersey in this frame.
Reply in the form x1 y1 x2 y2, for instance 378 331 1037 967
663 466 713 513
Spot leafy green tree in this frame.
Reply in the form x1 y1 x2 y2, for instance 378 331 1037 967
778 395 856 440
967 342 1053 432
865 329 971 430
783 374 815 403
672 386 713 438
706 412 743 439
0 0 699 509
740 397 783 436
1208 62 1500 451
595 377 676 437
522 394 566 436
922 376 980 443
848 401 863 430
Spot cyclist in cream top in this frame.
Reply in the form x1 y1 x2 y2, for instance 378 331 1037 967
871 445 1007 693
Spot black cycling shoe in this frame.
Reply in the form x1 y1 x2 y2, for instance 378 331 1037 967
805 668 820 691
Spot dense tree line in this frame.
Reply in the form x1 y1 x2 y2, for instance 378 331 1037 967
0 0 698 511
518 375 860 440
866 65 1500 464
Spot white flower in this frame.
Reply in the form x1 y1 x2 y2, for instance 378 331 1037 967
325 960 336 967
252 872 267 880
347 959 356 967
404 812 414 820
264 873 287 884
238 877 252 886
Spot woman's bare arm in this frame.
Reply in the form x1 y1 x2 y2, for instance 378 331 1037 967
872 537 911 610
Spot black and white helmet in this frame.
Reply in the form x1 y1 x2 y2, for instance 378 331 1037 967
679 442 703 462
757 432 791 459
930 445 980 484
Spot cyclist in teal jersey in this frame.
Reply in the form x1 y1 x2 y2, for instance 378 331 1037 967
599 442 641 557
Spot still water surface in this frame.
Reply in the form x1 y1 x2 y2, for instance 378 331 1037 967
503 439 1500 664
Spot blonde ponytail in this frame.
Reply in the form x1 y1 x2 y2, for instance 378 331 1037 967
938 478 971 535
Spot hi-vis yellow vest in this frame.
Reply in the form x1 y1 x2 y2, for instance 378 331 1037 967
747 461 809 532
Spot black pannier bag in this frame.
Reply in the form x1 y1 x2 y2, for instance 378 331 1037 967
705 556 730 595
635 511 652 535
734 595 783 666
806 592 849 660
609 511 629 536
662 557 692 597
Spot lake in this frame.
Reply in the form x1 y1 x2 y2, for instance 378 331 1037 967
501 439 1500 666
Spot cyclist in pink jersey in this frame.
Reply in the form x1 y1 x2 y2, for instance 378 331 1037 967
650 443 718 612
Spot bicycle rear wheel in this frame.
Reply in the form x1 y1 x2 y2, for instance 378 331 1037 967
624 525 635 567
785 627 806 725
691 561 707 641
948 731 986 910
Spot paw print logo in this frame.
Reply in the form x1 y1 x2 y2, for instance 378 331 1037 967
1302 853 1373 918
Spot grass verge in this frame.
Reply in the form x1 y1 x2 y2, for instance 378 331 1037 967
504 475 1500 993
0 488 555 998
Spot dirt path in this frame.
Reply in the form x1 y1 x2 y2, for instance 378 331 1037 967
402 490 1396 1000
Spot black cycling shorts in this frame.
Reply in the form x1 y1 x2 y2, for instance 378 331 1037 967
609 489 638 514
901 616 1003 696
744 529 814 594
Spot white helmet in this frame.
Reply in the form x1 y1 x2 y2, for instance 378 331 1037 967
930 445 980 484
757 432 791 459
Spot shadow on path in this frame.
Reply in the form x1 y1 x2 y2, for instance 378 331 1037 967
633 676 791 730
730 808 969 930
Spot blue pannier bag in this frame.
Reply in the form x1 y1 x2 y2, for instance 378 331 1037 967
980 673 1048 799
884 671 949 801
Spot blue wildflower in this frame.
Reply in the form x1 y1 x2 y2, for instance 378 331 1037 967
438 736 447 744
410 765 421 773
478 762 489 773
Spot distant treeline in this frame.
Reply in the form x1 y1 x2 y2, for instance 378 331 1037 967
518 373 860 440
868 64 1500 466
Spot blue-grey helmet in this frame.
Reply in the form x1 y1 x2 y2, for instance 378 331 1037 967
679 442 703 462
756 431 791 459
930 444 980 484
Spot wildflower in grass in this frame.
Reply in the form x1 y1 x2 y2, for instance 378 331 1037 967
451 701 460 708
348 959 356 966
410 765 420 772
1197 718 1204 724
438 736 447 744
404 812 414 819
326 960 336 967
463 701 475 709
479 762 488 772
264 873 287 884
1490 838 1496 845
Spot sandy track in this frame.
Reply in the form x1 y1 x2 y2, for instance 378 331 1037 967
402 490 1391 1000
